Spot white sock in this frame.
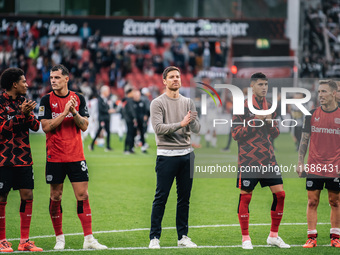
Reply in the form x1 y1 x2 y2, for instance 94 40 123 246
56 234 65 242
307 229 317 235
330 228 340 235
84 234 94 241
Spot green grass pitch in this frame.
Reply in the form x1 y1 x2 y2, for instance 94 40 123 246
4 132 337 254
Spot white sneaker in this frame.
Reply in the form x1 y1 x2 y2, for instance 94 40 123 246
148 237 160 249
54 234 65 250
83 236 107 250
242 240 253 249
267 236 290 248
177 235 197 248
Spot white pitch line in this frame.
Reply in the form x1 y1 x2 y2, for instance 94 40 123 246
7 244 334 253
7 222 330 241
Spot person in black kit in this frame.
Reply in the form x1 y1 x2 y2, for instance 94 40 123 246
89 85 115 151
154 25 164 48
133 90 148 153
122 87 137 154
0 67 43 252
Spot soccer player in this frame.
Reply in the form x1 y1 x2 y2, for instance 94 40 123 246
148 66 200 249
0 68 43 252
38 64 107 250
232 72 290 249
298 80 340 248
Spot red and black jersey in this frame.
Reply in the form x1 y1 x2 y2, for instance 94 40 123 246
232 97 279 167
0 92 40 167
38 91 89 163
302 106 340 177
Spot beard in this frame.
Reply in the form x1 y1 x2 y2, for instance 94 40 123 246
168 87 179 92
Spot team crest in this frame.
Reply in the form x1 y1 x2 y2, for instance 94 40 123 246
38 106 45 116
306 181 313 187
46 175 53 182
0 182 3 189
334 178 339 183
335 118 340 124
243 180 250 187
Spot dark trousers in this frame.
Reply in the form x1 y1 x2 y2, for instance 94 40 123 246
124 121 136 152
150 152 194 240
91 120 111 149
137 119 146 145
225 131 232 149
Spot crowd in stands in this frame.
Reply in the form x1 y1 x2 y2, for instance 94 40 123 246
301 0 340 78
0 21 228 105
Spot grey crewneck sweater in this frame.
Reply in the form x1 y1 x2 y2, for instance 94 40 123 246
150 93 200 150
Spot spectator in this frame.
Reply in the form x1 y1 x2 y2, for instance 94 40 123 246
79 22 91 49
154 25 164 47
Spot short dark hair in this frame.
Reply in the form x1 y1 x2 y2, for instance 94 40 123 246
51 64 69 76
0 67 24 90
162 66 180 79
319 79 337 91
250 72 268 82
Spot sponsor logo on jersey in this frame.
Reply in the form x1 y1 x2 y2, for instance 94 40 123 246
314 117 320 122
335 118 340 124
307 181 313 187
7 115 14 120
311 126 340 135
243 180 250 187
52 103 58 108
38 106 45 116
52 112 73 119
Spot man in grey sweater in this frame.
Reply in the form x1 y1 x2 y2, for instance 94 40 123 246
148 66 200 249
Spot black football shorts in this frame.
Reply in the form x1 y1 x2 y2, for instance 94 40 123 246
45 161 89 184
306 174 340 191
0 166 34 194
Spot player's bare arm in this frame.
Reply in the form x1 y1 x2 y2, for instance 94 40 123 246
297 132 310 176
72 113 89 132
41 99 73 133
69 96 88 131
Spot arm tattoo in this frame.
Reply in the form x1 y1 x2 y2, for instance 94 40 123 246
298 132 310 162
73 114 85 128
49 120 55 130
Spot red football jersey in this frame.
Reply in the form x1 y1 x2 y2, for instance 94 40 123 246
38 91 89 162
303 107 340 177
